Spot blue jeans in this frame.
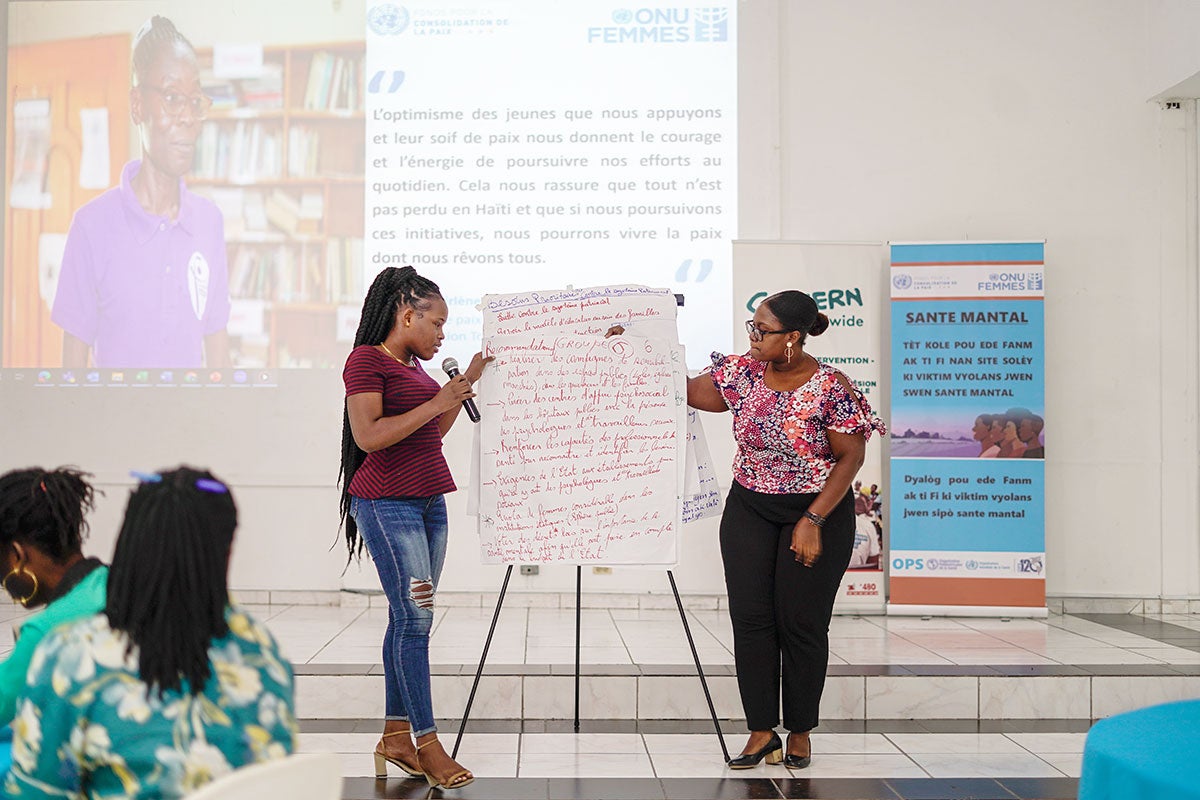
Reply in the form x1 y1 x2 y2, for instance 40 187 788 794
350 495 448 736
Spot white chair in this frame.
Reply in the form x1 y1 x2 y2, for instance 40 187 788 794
186 753 342 800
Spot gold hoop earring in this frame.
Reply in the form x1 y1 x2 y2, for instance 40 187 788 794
786 342 793 364
3 565 39 608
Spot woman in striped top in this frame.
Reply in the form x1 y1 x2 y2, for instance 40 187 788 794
338 266 490 791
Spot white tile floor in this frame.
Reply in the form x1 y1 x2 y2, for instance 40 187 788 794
235 602 1200 668
3 599 1192 784
232 601 1200 781
300 729 1088 779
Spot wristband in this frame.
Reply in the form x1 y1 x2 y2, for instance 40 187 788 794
802 510 826 527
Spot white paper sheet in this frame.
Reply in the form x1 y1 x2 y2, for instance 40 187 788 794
78 108 110 190
471 284 689 565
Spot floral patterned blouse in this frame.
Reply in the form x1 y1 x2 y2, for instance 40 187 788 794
709 352 886 494
4 607 297 799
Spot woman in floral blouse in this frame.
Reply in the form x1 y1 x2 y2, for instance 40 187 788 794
686 291 885 770
5 467 296 799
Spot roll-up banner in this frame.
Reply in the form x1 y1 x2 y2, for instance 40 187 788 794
733 241 886 613
888 241 1046 617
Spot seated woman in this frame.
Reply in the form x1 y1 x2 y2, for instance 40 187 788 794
0 467 107 723
5 467 296 799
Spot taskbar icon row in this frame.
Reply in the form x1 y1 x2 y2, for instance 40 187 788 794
7 369 278 388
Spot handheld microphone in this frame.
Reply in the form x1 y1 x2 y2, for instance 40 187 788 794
441 358 480 423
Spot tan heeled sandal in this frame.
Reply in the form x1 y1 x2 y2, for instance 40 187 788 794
417 736 474 790
373 729 423 779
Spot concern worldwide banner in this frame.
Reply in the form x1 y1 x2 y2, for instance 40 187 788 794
888 241 1046 616
733 241 885 613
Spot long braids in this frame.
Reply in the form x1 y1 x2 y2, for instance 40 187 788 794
338 267 441 560
0 467 96 561
106 467 235 697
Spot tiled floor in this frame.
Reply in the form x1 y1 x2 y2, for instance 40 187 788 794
7 599 1198 798
266 600 1200 798
261 602 1200 669
304 725 1086 780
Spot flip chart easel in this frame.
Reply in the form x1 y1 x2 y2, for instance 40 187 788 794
451 565 729 763
453 287 728 760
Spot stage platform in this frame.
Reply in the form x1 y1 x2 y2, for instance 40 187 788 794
272 595 1200 799
6 596 1200 798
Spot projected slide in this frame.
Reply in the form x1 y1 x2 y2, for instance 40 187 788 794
366 2 737 363
2 0 736 380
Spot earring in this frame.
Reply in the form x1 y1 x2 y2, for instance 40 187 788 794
3 565 39 608
786 342 793 364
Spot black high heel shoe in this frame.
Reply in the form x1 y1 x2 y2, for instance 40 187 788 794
783 732 811 769
727 732 783 769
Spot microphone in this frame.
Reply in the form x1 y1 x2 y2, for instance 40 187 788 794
441 357 480 423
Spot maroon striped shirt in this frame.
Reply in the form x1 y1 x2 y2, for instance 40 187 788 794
343 345 456 498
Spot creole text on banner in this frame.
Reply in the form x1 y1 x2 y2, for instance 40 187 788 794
888 241 1046 616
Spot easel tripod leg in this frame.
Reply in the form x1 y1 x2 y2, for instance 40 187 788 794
575 565 582 732
667 570 729 762
452 564 514 760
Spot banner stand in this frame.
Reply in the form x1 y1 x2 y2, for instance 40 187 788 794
451 567 729 762
887 240 1047 617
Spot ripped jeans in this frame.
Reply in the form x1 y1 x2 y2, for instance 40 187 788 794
351 495 448 736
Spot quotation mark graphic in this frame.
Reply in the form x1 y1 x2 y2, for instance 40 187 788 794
368 70 406 93
675 258 713 283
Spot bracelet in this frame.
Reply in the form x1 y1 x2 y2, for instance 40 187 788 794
802 510 826 527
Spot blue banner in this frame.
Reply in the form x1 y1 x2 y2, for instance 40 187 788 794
889 241 1045 613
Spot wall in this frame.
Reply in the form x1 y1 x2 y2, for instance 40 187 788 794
1145 0 1200 98
769 0 1195 599
3 0 1197 602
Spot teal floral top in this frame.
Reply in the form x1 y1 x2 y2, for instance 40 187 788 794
4 607 297 799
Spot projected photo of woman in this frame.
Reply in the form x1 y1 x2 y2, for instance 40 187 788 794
51 16 229 368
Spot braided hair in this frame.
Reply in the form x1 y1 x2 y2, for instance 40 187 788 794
762 290 830 342
0 467 96 564
131 15 197 87
337 266 442 560
106 466 235 697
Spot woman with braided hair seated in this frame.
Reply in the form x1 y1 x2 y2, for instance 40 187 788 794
4 467 296 799
0 467 107 724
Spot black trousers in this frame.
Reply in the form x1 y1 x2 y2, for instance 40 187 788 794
719 481 854 733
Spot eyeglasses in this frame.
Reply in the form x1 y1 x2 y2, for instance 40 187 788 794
130 470 227 494
140 86 214 120
745 320 792 343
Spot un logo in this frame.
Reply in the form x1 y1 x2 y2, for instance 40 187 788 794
369 4 410 35
612 9 633 23
892 273 913 290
